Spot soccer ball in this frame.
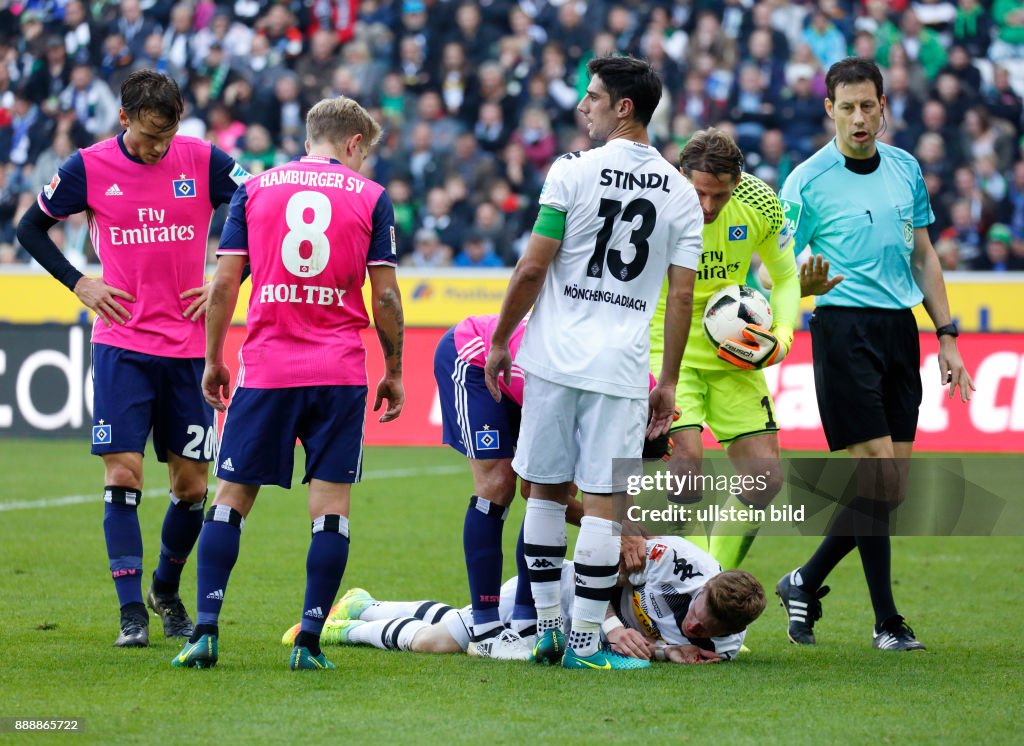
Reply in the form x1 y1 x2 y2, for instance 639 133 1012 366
702 284 772 347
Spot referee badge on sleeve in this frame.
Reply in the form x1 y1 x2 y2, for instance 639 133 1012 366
475 427 499 451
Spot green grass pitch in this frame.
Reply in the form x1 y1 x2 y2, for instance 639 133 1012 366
0 440 1020 745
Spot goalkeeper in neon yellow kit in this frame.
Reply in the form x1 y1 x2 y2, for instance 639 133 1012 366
649 128 800 568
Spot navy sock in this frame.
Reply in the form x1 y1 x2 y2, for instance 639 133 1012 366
195 505 244 628
511 522 536 635
153 492 206 595
463 495 507 629
103 486 144 607
300 514 350 637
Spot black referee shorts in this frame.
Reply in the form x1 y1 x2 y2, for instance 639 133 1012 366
809 306 922 452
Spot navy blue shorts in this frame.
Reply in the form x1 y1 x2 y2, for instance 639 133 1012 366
810 307 922 451
91 344 215 462
216 385 367 488
433 327 520 459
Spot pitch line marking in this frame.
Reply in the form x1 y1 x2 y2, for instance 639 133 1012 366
0 464 468 512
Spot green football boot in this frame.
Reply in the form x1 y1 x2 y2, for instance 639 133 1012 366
529 628 566 664
289 645 336 671
562 646 651 670
172 634 218 669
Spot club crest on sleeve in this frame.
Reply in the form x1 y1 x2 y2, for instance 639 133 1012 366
173 175 197 198
474 428 499 451
43 173 61 199
92 423 111 445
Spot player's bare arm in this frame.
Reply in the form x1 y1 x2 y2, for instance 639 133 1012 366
484 232 560 401
910 227 975 402
202 255 246 412
369 264 405 422
650 264 695 436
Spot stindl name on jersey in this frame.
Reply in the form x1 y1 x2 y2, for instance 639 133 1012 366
258 283 347 306
599 169 672 192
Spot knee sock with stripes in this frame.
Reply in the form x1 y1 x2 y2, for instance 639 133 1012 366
569 516 621 657
523 499 568 632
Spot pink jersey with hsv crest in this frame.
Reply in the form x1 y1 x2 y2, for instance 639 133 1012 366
453 314 527 405
218 155 397 388
38 135 243 357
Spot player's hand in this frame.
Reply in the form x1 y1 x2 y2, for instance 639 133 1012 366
374 376 405 422
937 337 975 402
607 627 654 660
202 362 232 412
718 325 786 370
664 644 722 664
620 528 646 574
647 384 676 438
800 254 844 297
642 406 680 460
484 344 512 403
181 282 210 321
73 276 134 327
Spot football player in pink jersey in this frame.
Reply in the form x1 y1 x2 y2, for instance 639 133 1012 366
173 96 404 671
17 70 251 648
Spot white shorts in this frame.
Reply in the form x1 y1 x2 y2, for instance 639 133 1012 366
512 374 646 493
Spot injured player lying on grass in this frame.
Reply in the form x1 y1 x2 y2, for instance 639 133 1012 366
282 535 766 664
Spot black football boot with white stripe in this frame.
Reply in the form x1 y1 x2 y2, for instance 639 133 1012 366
776 570 830 645
873 615 926 651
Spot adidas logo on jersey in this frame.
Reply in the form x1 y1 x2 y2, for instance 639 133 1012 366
206 589 224 600
304 606 325 619
105 184 123 196
220 458 234 472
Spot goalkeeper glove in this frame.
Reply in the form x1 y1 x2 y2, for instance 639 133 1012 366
718 325 788 370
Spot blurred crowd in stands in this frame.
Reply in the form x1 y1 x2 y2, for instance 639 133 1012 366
0 0 1022 271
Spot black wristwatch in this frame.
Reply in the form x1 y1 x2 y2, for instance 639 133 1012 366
935 323 959 339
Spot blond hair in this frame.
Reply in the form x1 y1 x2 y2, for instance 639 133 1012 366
305 96 382 154
703 570 766 633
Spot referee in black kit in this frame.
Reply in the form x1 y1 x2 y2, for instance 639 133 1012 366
774 57 974 651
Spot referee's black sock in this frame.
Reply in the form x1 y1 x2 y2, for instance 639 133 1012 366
797 497 862 591
854 497 898 626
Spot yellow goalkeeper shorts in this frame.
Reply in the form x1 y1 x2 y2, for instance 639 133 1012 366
670 365 779 445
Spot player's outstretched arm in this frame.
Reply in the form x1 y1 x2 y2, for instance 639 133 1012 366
369 264 405 422
17 202 135 326
910 227 975 402
650 264 695 437
203 255 246 412
484 231 560 402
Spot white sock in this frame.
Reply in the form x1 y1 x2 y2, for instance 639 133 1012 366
570 516 621 657
361 600 453 623
349 617 430 651
523 499 568 623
